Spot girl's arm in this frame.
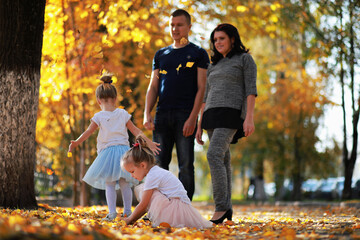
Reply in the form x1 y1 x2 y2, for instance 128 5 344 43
68 121 98 152
126 120 160 155
124 189 154 225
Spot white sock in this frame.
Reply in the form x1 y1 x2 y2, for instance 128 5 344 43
119 178 133 215
105 182 117 214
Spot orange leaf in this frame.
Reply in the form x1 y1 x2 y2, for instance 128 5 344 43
224 220 234 226
159 222 171 228
353 224 360 229
252 226 261 231
46 168 54 175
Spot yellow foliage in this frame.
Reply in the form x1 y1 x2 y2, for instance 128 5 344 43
236 5 247 12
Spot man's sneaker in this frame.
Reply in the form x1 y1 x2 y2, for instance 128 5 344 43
102 212 117 221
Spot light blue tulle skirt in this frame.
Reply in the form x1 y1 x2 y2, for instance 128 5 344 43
82 145 138 190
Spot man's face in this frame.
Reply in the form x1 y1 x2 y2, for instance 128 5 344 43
169 15 191 41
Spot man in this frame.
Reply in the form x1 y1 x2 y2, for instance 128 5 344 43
143 9 209 200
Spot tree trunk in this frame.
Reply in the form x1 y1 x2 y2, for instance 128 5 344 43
0 0 46 208
274 138 287 201
252 159 266 201
342 1 359 199
292 135 303 201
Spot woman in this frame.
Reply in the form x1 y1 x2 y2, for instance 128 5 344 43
196 23 257 224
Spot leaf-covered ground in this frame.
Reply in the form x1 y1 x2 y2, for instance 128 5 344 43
1 202 360 239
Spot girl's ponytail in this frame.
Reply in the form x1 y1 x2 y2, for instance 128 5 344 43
100 75 113 84
122 134 156 167
96 73 117 99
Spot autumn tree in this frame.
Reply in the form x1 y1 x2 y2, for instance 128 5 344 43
298 0 360 199
36 0 345 203
38 0 207 205
205 0 340 200
0 0 46 208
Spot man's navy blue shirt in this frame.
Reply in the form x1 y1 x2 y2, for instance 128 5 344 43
152 42 209 111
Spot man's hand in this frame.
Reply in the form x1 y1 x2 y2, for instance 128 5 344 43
143 113 155 130
183 117 196 137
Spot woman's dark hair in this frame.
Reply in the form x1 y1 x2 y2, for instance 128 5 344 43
210 23 249 64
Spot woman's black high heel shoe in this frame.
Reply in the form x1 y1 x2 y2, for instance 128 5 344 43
210 209 233 224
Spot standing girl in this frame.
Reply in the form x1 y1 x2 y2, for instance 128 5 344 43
196 23 257 224
121 135 213 229
69 74 160 221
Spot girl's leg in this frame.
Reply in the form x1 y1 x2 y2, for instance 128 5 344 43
119 178 133 216
105 182 117 214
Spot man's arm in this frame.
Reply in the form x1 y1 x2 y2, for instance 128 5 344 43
182 67 207 137
143 69 160 130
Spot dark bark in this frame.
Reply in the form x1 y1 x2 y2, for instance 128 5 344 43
342 0 359 199
292 135 303 201
0 0 45 208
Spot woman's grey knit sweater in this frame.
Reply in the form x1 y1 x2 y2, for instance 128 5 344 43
204 53 257 119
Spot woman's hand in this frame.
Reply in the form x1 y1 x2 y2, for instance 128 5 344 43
243 116 255 137
244 95 256 137
195 127 204 145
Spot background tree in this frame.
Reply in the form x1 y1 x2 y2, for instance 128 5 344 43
0 0 46 208
293 0 360 199
36 0 349 203
205 0 341 200
38 0 208 205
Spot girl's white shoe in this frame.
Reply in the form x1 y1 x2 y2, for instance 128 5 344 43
102 212 117 221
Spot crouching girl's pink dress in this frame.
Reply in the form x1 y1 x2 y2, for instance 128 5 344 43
135 166 213 229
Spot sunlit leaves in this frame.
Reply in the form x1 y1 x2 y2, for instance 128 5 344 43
236 5 247 13
0 204 359 239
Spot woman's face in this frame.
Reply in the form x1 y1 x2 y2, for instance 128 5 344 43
213 31 234 57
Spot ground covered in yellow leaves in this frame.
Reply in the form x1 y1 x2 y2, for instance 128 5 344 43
1 203 360 239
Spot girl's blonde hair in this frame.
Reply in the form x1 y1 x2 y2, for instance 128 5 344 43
95 74 117 99
122 135 156 167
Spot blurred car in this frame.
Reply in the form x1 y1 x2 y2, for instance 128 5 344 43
301 179 321 199
352 179 360 198
314 177 344 200
333 177 344 199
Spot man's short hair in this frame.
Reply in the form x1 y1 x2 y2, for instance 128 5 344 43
171 9 191 25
